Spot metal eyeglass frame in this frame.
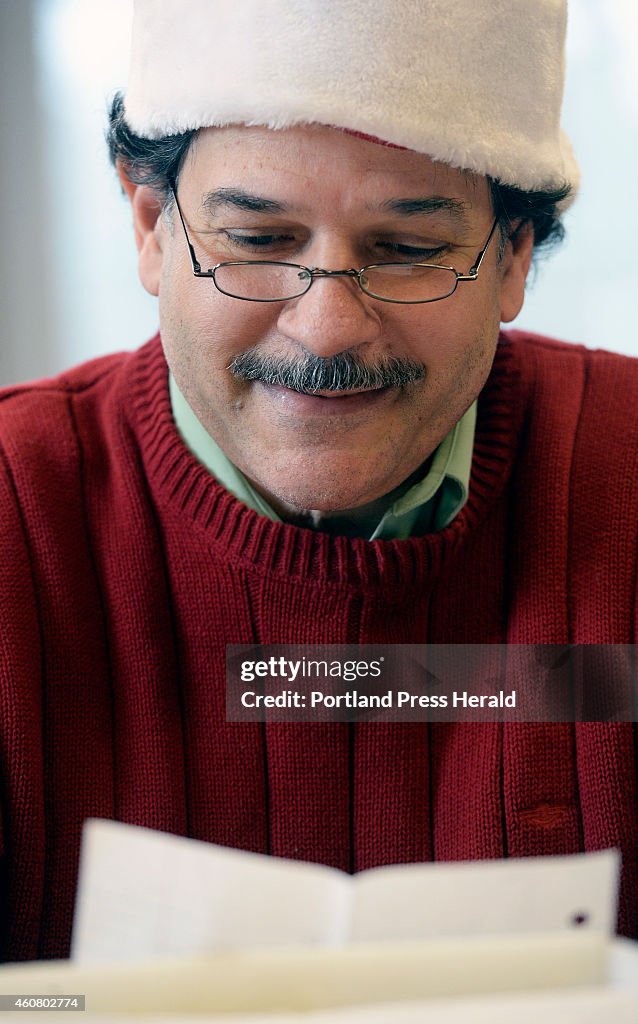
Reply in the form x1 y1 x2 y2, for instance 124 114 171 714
169 179 500 305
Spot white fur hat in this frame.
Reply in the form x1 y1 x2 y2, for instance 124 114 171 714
124 0 578 197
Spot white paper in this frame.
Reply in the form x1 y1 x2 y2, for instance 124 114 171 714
72 821 351 962
350 852 618 940
72 819 619 965
0 932 617 1015
611 937 638 986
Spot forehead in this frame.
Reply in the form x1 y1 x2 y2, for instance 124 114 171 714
183 124 491 216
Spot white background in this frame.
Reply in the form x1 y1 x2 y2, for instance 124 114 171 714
1 0 637 386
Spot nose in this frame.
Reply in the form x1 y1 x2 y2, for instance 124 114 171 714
276 265 383 359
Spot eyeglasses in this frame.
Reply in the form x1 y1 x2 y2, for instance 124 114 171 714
170 181 500 304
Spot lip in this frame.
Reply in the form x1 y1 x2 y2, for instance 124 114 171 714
258 382 395 415
302 386 381 397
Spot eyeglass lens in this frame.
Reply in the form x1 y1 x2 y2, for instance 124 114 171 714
213 263 458 302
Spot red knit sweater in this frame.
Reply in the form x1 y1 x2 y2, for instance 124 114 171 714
0 330 637 962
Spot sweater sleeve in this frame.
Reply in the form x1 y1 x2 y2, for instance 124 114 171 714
0 439 45 962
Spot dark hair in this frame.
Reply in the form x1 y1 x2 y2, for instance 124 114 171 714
106 92 196 198
107 91 571 256
489 179 570 256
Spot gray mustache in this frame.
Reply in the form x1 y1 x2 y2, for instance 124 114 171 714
228 350 425 393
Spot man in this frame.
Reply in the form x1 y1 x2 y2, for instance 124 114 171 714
1 0 637 963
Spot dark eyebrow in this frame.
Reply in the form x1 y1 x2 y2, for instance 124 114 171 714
200 188 289 216
378 196 470 221
199 189 470 221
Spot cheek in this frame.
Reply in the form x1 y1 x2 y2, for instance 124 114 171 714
397 298 500 437
401 292 499 376
158 275 282 410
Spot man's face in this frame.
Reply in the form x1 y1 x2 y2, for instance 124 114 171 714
131 124 532 515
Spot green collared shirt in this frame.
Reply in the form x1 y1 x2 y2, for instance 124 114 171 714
169 373 475 540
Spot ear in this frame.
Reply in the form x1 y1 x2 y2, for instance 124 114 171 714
498 221 534 323
117 162 166 297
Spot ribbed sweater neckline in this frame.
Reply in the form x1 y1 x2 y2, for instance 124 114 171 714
129 332 523 591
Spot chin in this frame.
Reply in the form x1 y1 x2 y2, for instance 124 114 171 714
263 476 375 515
